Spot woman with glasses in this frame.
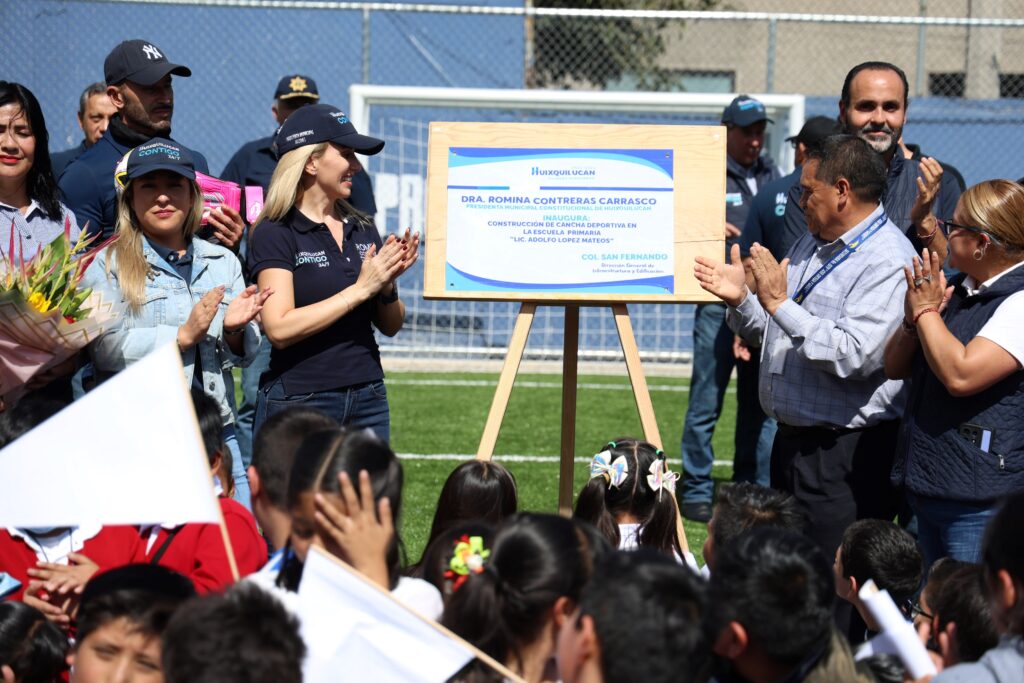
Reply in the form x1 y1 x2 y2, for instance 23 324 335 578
885 179 1024 567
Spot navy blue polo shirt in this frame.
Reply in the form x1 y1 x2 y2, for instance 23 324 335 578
247 207 384 395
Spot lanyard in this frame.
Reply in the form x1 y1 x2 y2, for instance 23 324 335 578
792 213 888 305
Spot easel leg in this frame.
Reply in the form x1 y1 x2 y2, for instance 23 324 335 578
558 305 580 516
477 303 536 460
612 303 663 449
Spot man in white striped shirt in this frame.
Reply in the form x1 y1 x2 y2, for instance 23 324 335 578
694 134 917 556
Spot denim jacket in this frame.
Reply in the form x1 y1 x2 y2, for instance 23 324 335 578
82 237 260 425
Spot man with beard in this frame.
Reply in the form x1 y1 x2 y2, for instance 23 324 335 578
784 61 958 261
59 40 243 247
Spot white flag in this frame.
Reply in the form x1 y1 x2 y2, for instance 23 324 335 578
298 546 474 683
0 342 220 528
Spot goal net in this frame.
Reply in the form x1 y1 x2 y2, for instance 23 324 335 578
351 85 805 366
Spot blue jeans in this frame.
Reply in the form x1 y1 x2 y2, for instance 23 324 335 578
235 338 272 470
223 425 251 510
681 303 776 504
908 492 997 568
254 377 391 444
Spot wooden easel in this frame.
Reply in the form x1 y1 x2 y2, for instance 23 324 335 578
475 302 663 516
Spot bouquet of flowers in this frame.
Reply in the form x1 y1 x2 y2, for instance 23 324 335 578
0 219 122 404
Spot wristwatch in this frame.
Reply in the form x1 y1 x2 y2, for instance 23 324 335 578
379 284 400 305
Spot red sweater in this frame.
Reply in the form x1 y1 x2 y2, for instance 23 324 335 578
0 526 146 602
143 498 267 592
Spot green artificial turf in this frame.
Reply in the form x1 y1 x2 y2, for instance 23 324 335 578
236 371 739 564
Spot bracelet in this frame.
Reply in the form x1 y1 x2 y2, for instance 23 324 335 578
340 290 352 311
912 307 940 325
916 222 938 245
223 326 244 337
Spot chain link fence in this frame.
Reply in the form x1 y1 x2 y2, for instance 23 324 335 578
7 0 1024 364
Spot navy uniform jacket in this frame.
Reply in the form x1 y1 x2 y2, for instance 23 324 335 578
740 167 801 261
220 135 377 217
725 154 781 257
59 118 209 241
51 141 87 180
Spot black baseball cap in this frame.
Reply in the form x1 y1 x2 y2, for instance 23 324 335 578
275 74 320 101
104 39 192 86
115 138 195 191
721 95 772 127
785 115 841 148
273 103 385 157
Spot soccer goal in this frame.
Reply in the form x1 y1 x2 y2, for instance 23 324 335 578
351 85 805 365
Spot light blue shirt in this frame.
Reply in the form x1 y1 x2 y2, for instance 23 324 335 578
0 199 80 257
81 237 260 425
727 204 917 429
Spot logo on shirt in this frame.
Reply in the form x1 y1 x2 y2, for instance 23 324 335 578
774 192 788 217
296 250 329 268
355 242 373 261
726 192 744 207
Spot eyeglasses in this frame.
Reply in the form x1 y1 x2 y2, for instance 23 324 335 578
910 601 933 621
937 218 1002 245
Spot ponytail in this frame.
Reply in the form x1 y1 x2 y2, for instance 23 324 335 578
573 475 620 547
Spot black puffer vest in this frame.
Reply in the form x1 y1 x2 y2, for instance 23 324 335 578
893 267 1024 502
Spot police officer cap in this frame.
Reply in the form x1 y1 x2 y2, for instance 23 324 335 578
104 39 192 86
274 75 320 101
273 104 385 158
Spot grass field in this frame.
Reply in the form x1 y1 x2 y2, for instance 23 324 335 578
238 371 738 565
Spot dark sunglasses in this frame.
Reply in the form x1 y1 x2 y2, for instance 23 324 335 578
936 218 1001 244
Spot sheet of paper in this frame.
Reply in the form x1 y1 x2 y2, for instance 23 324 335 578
298 547 473 683
858 580 937 679
0 342 220 528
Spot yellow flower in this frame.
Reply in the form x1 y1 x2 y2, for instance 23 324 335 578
27 291 52 313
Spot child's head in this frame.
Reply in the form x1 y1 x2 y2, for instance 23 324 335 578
250 406 337 513
914 557 968 631
190 389 229 490
71 565 195 683
574 439 680 557
558 549 708 683
426 460 517 550
708 528 835 675
982 492 1024 637
285 427 403 580
931 564 999 665
416 521 495 602
834 519 923 615
161 584 304 683
441 513 609 674
0 602 67 683
703 483 803 572
0 393 67 448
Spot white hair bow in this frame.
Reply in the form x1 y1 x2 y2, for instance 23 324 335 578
646 460 679 499
590 450 629 488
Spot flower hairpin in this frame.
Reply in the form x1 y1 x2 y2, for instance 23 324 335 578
646 460 679 499
590 450 629 488
444 535 490 593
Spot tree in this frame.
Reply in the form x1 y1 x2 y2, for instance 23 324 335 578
529 0 719 90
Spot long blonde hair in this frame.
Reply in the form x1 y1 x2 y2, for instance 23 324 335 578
106 178 203 313
254 142 369 228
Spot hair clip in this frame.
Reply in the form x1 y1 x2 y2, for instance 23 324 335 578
444 535 490 593
590 450 629 488
646 460 679 500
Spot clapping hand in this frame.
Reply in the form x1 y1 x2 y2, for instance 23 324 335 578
178 287 225 349
694 243 748 307
904 248 951 322
749 243 791 315
911 157 944 226
223 284 274 332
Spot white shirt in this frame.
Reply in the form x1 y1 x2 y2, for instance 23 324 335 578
965 261 1024 366
617 523 701 573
